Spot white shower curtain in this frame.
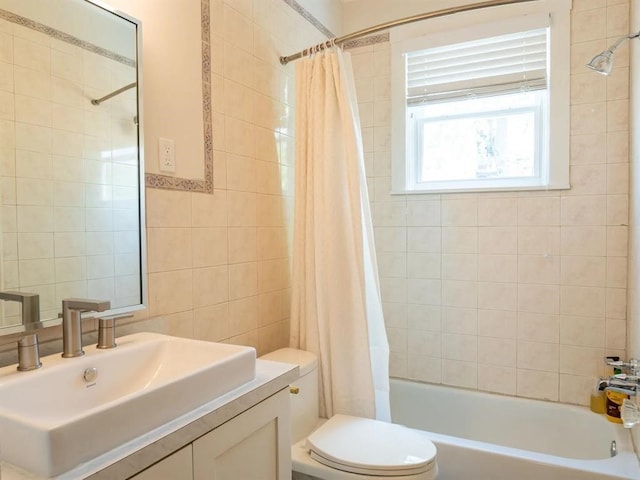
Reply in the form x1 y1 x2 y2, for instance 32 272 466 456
290 47 391 422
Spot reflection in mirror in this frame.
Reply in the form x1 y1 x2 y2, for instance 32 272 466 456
0 0 145 330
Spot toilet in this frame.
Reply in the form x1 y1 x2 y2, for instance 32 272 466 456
260 348 438 480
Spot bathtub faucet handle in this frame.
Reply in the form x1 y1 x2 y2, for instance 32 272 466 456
605 357 640 375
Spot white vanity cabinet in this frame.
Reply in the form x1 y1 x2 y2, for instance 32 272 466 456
193 387 291 480
130 446 193 479
129 388 291 480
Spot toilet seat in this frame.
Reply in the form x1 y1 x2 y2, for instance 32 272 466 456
306 414 437 477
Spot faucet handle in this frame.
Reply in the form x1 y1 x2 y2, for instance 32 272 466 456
17 333 42 371
97 318 116 349
605 357 640 375
96 314 132 349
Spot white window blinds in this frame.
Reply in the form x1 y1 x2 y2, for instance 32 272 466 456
406 27 549 105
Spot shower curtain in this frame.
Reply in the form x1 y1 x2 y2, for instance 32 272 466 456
290 47 391 422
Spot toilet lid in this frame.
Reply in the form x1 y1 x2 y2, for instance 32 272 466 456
306 414 437 477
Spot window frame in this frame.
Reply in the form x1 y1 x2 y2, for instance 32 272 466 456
390 0 572 195
409 95 546 191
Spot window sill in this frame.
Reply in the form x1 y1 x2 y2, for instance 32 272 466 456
391 183 571 195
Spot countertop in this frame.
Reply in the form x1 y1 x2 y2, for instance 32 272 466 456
1 359 298 480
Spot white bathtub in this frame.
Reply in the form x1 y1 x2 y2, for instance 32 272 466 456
390 378 640 480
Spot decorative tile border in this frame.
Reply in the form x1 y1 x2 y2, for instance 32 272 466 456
145 0 213 193
0 8 135 67
281 0 335 38
343 32 390 50
279 1 389 54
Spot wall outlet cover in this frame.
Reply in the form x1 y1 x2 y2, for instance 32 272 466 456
158 137 176 173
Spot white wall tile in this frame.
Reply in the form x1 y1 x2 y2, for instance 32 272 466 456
478 282 517 311
560 315 605 347
518 284 560 315
517 341 559 372
561 226 606 256
442 360 477 389
478 337 516 366
407 330 441 356
478 309 517 338
517 369 559 401
478 254 517 282
441 254 476 281
407 354 441 383
407 304 441 331
560 256 606 286
478 365 516 395
518 255 560 284
478 227 517 254
518 312 559 344
442 307 477 335
560 285 606 317
478 197 517 226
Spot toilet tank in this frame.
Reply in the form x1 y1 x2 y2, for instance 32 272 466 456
260 348 319 443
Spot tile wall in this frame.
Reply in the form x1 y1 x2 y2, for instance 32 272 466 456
0 0 332 357
0 18 139 325
128 0 329 355
350 0 631 404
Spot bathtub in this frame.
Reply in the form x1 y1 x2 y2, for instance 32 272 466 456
390 378 640 480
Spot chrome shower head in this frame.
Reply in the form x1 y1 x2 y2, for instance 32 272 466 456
587 31 640 75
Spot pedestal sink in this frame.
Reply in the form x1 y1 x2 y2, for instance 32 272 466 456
0 332 256 477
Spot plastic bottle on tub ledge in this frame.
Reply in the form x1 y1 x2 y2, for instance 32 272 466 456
590 379 606 414
603 356 638 423
605 390 628 423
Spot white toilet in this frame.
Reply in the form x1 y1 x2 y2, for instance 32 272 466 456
260 348 438 480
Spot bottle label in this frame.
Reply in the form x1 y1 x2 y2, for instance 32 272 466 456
606 391 626 422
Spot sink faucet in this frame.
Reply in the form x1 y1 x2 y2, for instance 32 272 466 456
0 291 40 327
61 298 110 358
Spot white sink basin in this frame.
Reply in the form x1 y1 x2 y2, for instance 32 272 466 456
0 332 256 477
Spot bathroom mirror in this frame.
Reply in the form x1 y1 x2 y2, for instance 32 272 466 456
0 0 146 332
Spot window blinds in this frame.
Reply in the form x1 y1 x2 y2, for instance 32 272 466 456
406 27 548 105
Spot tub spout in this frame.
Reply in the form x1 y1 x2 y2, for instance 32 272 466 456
604 374 639 395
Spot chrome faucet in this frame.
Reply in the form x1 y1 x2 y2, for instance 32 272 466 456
0 291 40 327
603 357 640 396
601 357 640 428
603 374 639 397
605 357 639 376
61 298 110 358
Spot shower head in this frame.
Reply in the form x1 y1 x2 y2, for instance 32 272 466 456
587 31 640 75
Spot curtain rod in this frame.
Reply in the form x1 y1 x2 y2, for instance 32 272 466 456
280 0 541 65
91 82 137 106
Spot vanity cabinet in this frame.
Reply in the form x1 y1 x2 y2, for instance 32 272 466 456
194 387 291 479
130 446 193 479
128 388 291 480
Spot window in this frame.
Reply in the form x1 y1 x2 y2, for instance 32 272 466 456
391 2 571 194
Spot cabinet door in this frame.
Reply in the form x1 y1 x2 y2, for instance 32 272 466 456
129 445 193 480
193 388 291 480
